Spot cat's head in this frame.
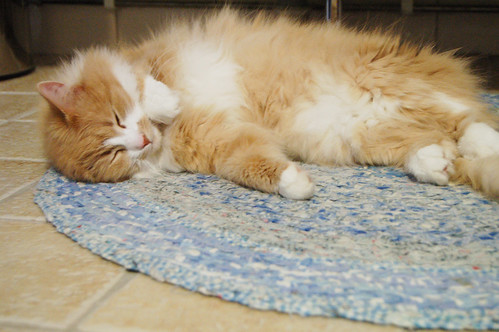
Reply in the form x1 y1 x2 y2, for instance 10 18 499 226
38 48 179 182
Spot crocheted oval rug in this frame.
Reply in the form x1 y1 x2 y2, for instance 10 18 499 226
35 96 499 330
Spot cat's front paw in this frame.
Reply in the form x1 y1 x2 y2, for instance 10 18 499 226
142 75 181 124
406 144 455 185
278 164 315 200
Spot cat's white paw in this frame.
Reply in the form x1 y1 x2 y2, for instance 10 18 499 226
458 122 499 159
142 75 181 124
406 144 455 185
278 164 315 200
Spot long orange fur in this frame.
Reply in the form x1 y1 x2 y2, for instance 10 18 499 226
39 9 499 199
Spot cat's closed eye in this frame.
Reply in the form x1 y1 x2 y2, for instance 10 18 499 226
114 112 126 129
110 148 126 163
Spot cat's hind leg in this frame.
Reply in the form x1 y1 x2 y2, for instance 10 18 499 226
399 120 499 198
457 122 499 159
355 118 499 197
353 121 458 186
452 121 499 198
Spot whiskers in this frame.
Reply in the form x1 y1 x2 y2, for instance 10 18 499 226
150 50 175 82
131 158 163 179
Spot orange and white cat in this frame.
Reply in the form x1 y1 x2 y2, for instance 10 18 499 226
38 9 499 199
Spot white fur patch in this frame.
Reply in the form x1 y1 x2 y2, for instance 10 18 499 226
435 92 470 114
142 75 180 124
112 59 140 103
133 151 184 178
104 131 146 152
58 52 85 87
157 128 185 173
406 144 456 185
105 133 145 152
177 41 244 111
134 127 185 177
458 122 499 159
278 164 315 200
122 104 143 132
293 93 354 164
291 83 400 164
105 105 148 151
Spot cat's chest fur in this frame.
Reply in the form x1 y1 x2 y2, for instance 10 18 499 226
287 84 401 165
167 40 399 167
175 41 246 114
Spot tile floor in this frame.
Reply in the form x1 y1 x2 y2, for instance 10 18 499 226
0 67 488 332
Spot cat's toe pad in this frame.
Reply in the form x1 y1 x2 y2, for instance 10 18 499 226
278 164 315 199
407 144 455 185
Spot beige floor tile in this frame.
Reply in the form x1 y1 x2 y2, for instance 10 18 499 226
0 220 124 329
0 121 45 160
80 274 404 332
0 184 44 220
0 95 40 121
17 109 41 121
0 67 56 92
0 161 48 199
0 325 54 332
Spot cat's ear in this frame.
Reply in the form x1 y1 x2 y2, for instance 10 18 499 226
141 75 180 124
37 81 81 117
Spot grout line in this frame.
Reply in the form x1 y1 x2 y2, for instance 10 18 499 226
0 183 47 222
0 215 47 222
0 117 38 128
9 118 37 123
0 318 66 331
8 106 40 121
0 114 37 123
0 91 38 95
0 157 48 162
64 271 137 332
17 108 39 120
0 179 41 203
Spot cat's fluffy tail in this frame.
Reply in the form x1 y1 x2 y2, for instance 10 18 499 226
451 156 499 199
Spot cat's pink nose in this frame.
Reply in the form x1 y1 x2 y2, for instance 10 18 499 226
141 135 152 148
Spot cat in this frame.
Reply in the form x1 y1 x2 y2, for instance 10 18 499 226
38 9 499 200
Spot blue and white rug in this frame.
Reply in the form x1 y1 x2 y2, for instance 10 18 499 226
35 95 499 330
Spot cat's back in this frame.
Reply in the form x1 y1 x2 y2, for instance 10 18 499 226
143 9 354 71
